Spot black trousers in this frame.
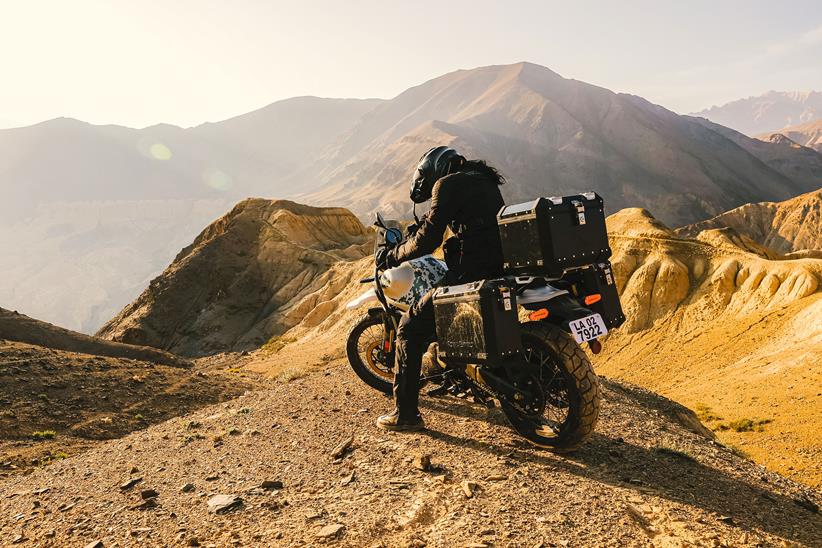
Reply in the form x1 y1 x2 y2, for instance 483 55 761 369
393 290 436 418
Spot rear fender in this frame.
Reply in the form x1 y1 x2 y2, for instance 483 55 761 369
531 294 593 329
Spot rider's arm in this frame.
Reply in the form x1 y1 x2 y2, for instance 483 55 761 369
389 178 454 265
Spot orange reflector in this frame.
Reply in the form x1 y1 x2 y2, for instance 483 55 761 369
384 341 391 352
584 294 602 305
528 308 549 321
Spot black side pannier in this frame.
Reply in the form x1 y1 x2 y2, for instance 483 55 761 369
564 261 625 329
497 193 611 278
433 279 521 363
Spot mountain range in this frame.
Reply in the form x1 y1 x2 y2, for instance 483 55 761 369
3 62 822 332
305 63 818 224
692 90 822 136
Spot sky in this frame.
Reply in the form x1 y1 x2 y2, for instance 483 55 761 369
1 0 821 129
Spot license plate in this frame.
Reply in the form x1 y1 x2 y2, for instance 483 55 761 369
569 313 607 343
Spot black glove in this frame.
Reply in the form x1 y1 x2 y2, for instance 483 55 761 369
376 246 395 269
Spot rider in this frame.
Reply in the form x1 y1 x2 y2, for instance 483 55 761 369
375 146 506 431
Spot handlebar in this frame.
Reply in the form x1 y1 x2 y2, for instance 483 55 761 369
372 212 398 331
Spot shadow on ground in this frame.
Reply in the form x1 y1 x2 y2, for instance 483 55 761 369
419 379 822 545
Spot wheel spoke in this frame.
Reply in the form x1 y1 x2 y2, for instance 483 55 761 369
521 339 570 430
356 325 383 353
354 323 393 379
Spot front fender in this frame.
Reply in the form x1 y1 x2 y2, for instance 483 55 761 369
346 289 378 310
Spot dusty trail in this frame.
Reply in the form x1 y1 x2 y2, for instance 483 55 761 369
1 359 819 547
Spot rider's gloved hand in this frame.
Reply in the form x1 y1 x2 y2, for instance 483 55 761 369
376 246 398 270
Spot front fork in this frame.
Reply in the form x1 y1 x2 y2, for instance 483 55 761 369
368 307 397 375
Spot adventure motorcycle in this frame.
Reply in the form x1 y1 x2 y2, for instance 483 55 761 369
345 213 602 451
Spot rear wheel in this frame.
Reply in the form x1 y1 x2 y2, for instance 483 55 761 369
501 321 600 452
346 314 394 395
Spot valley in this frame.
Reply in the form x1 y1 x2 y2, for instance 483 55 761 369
4 62 822 332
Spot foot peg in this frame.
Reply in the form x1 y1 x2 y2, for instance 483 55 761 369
427 385 449 397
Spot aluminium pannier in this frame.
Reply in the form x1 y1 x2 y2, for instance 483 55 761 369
432 279 521 363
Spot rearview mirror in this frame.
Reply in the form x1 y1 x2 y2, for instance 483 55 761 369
385 227 402 245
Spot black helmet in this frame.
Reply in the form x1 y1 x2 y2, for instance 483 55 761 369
409 146 465 203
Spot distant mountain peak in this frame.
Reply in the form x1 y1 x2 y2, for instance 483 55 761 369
693 90 822 136
764 132 800 146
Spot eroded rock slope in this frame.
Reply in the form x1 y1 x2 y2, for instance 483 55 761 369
597 208 822 486
676 188 822 254
97 200 371 356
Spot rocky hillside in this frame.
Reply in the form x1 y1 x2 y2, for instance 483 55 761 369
595 208 822 486
306 63 817 226
676 188 822 254
97 200 371 356
221 202 822 487
0 307 186 367
3 200 820 545
759 119 822 153
0 359 819 546
692 90 822 136
99 196 822 487
0 334 256 479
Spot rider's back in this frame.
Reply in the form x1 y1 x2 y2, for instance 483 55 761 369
435 169 505 284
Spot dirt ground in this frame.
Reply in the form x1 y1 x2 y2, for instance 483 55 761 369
1 357 819 547
0 340 258 478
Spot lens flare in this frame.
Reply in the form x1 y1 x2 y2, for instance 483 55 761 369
149 143 172 160
204 168 232 191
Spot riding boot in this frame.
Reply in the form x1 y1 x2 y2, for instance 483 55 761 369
377 327 425 432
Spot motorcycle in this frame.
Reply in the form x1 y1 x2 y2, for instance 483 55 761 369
345 213 602 451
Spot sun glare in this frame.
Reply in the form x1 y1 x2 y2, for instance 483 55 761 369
149 143 172 161
204 168 232 191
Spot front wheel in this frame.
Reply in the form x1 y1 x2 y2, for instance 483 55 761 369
346 314 394 395
501 321 600 452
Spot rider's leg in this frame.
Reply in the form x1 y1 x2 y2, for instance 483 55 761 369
377 291 435 431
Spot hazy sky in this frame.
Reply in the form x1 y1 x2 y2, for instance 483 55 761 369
2 0 821 129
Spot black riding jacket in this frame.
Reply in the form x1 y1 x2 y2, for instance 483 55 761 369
390 170 505 284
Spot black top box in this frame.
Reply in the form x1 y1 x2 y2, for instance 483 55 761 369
497 192 611 278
